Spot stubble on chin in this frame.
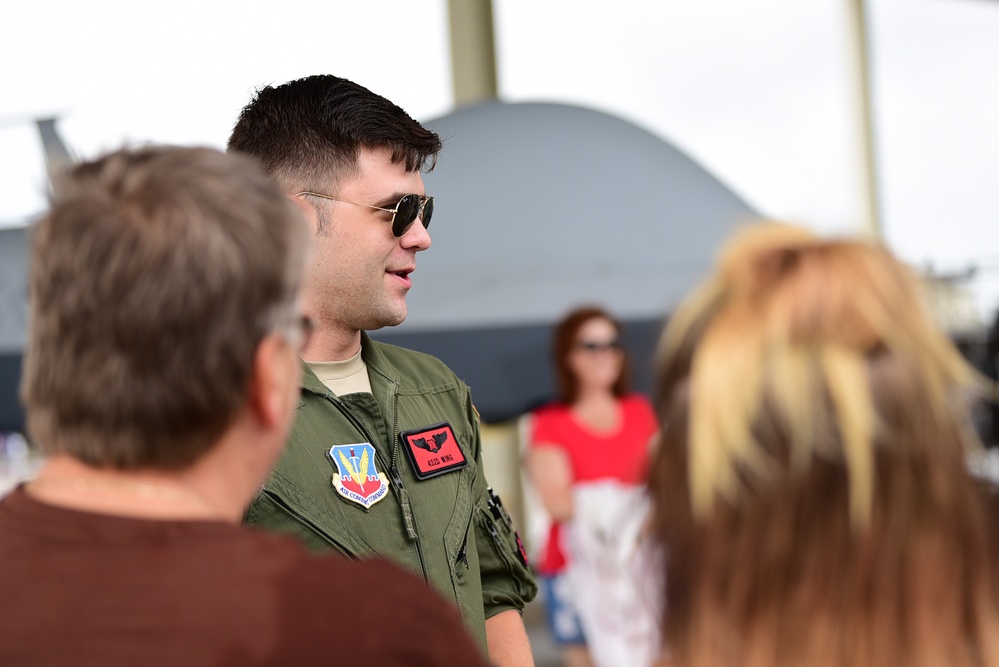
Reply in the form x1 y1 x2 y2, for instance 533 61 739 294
378 302 408 329
352 297 409 332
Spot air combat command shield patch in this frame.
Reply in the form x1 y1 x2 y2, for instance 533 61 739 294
327 443 390 509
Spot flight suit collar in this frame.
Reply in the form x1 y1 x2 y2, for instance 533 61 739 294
298 332 399 399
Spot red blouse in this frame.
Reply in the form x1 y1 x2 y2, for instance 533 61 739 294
529 393 658 574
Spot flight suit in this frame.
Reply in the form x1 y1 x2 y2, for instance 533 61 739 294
245 333 537 654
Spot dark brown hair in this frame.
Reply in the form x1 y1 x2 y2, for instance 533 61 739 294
650 223 999 667
227 74 442 233
22 146 309 470
552 306 630 404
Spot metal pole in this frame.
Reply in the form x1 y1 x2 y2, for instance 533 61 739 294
35 117 73 175
447 0 499 107
845 0 882 239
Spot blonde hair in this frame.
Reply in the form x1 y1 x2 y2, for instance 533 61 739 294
651 222 999 667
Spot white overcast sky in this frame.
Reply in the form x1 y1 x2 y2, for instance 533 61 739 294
2 0 998 318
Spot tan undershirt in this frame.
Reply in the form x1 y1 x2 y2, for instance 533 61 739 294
307 349 372 396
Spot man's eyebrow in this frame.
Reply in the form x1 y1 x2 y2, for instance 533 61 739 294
374 192 414 209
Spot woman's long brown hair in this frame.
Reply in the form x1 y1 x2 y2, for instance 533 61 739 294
650 223 999 667
552 306 631 403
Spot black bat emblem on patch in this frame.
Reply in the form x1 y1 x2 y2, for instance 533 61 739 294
412 431 449 453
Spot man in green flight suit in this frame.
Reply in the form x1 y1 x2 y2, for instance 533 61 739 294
228 75 537 666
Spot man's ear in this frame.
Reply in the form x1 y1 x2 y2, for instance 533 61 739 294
288 194 320 234
247 336 297 431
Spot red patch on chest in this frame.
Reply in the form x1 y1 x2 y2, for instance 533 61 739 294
399 422 468 480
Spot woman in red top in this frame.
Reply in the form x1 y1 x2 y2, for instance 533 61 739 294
525 306 659 667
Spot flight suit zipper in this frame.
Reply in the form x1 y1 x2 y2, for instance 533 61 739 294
390 391 429 580
456 506 474 571
326 390 430 585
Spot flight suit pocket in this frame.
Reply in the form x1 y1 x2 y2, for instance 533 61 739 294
444 467 485 632
453 510 475 579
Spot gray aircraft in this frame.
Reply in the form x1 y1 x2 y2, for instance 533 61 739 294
0 104 754 431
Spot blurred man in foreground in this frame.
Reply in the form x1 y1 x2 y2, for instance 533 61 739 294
0 146 487 667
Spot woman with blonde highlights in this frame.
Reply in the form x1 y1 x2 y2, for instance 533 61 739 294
650 222 999 667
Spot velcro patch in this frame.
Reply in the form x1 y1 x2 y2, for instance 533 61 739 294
399 422 468 480
515 531 529 567
326 443 390 510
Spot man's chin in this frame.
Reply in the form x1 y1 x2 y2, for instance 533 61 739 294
366 308 408 330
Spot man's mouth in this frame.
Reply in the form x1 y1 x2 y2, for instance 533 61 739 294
389 268 414 287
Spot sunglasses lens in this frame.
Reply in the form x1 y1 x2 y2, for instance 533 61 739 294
391 195 433 236
421 197 433 230
392 195 421 237
578 340 620 352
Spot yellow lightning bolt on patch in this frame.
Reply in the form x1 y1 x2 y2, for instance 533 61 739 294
358 449 369 491
338 450 363 488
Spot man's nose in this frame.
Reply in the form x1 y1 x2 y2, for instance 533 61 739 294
401 216 432 251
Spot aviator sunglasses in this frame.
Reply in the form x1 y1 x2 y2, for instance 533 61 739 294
295 191 434 237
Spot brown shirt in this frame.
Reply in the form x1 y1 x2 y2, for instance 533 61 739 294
0 486 489 667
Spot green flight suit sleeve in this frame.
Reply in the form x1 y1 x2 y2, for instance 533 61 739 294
465 388 539 618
